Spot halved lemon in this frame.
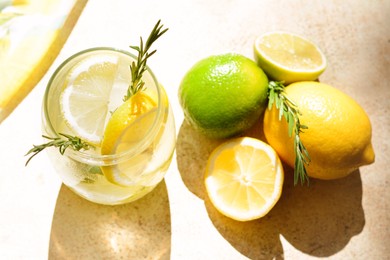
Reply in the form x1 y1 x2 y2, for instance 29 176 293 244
205 137 284 221
254 31 327 84
100 92 158 186
60 56 118 145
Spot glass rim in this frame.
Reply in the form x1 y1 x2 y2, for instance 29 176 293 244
43 47 164 165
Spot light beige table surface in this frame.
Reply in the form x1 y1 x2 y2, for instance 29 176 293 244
0 0 389 259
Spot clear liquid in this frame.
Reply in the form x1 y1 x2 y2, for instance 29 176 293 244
44 48 176 205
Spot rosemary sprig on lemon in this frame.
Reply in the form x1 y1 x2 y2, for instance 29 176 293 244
178 53 311 185
179 31 374 221
25 20 167 165
264 81 375 180
267 81 310 185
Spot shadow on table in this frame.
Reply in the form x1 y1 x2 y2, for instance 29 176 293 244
48 181 171 259
176 119 365 259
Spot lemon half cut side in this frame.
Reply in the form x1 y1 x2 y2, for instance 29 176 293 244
254 31 327 84
205 137 284 221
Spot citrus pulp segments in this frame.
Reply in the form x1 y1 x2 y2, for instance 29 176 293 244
60 56 119 145
254 31 327 84
101 107 159 187
100 92 157 154
205 137 284 221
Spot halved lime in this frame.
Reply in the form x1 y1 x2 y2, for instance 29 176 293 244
254 31 327 84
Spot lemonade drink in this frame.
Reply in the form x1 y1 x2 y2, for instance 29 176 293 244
42 47 176 205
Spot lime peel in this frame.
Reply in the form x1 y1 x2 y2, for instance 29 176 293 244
254 31 327 84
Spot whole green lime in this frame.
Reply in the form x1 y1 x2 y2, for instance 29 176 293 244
178 53 269 139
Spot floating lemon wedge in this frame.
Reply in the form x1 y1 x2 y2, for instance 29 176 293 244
60 56 119 145
100 92 158 186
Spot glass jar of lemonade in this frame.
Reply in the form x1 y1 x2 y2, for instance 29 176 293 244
42 47 176 205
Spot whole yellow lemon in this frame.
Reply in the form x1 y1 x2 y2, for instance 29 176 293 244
263 81 375 180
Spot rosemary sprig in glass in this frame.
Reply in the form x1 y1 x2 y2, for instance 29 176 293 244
268 81 311 185
123 19 168 101
25 133 91 166
25 20 168 166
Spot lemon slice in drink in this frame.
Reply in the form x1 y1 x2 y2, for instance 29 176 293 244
205 137 284 221
60 56 118 145
101 92 158 186
254 32 327 84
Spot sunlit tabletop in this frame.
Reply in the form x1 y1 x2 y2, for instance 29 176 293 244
0 0 389 259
